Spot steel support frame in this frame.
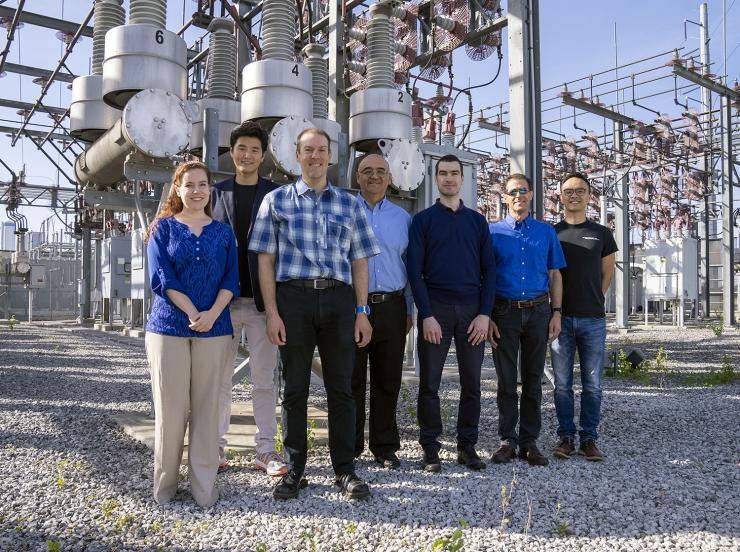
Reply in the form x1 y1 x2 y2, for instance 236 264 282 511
613 121 630 328
507 0 542 218
720 95 735 325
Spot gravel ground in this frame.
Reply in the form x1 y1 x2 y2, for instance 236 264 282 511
0 322 738 551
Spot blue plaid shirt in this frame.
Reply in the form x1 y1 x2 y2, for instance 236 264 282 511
249 179 380 284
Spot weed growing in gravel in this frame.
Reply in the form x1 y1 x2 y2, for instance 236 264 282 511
114 513 136 532
255 544 267 552
553 500 574 537
346 521 357 534
430 520 468 551
174 520 184 529
299 529 318 552
685 355 738 386
7 314 17 330
654 347 670 387
275 423 283 454
399 381 417 420
100 498 120 519
150 519 162 533
307 419 317 451
498 469 517 540
46 540 61 552
56 459 69 487
710 313 724 337
616 349 650 383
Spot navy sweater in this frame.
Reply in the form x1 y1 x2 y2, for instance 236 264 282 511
407 200 496 319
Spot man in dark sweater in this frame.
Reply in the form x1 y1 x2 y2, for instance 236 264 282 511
210 122 284 476
407 154 496 472
551 172 617 462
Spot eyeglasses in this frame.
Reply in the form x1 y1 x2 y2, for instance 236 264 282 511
359 168 389 177
562 189 588 197
505 187 529 197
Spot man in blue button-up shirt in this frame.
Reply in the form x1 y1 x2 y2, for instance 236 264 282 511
488 173 566 467
351 153 412 470
249 128 380 501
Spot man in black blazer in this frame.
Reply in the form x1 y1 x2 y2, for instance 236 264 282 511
211 121 285 476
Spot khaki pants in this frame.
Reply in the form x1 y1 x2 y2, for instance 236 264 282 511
145 332 231 508
219 297 279 456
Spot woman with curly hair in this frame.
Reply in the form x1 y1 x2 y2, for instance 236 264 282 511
145 160 239 507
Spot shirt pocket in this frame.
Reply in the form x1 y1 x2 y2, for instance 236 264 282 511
327 214 352 252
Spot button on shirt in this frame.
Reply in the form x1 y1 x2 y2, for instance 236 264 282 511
146 217 240 337
249 179 380 284
357 194 413 313
489 214 566 300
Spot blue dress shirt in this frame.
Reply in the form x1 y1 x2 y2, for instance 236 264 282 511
357 194 413 313
489 214 566 300
146 217 240 337
249 179 380 284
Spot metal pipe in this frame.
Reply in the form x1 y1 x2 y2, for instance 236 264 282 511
203 108 220 172
0 0 25 75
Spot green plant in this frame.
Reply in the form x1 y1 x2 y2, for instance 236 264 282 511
553 500 573 537
710 313 724 337
306 419 317 451
56 459 70 487
100 498 120 519
346 521 357 534
7 314 17 330
616 349 650 382
498 470 517 540
46 540 61 552
275 423 283 454
299 530 317 552
150 519 162 533
654 346 669 387
431 520 468 551
174 520 184 529
255 544 267 552
686 355 738 386
114 513 136 532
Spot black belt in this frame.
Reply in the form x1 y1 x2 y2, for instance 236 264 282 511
281 278 346 290
368 290 404 304
496 293 549 309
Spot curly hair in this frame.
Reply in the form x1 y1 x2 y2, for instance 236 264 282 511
145 160 212 242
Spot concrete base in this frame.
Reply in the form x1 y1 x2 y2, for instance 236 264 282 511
112 402 329 462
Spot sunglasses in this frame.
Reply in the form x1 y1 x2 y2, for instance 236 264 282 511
505 187 529 197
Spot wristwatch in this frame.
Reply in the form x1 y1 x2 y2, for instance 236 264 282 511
551 307 562 314
356 305 371 315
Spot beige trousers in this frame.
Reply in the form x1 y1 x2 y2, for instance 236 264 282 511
220 297 279 457
145 332 231 508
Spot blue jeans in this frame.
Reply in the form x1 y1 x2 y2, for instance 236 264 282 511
550 316 606 442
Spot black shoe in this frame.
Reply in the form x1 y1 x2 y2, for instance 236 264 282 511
491 444 517 464
272 471 308 500
335 473 371 499
457 447 486 471
518 444 549 466
374 453 401 470
421 450 441 473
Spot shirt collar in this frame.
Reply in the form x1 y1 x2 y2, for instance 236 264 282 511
505 213 531 229
296 178 337 197
357 193 386 211
435 198 465 213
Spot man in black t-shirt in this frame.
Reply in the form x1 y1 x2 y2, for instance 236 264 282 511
551 173 617 462
211 122 285 476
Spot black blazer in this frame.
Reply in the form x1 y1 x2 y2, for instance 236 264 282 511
211 176 280 312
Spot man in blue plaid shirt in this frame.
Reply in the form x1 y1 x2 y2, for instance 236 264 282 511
249 127 380 501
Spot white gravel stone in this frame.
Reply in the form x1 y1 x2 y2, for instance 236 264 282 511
0 322 738 550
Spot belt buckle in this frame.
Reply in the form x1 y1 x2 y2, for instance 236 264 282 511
313 279 328 290
369 294 382 304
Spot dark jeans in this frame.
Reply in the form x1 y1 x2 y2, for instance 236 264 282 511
492 299 551 448
276 283 356 476
417 301 484 454
352 294 406 457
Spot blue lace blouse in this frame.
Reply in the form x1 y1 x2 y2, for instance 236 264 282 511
146 217 240 338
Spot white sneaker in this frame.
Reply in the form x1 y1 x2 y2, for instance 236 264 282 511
254 450 288 476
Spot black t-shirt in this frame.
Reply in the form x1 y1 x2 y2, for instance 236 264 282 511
233 182 258 298
554 220 618 318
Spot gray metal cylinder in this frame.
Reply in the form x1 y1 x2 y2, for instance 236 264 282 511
302 43 328 119
207 18 236 100
314 117 341 164
266 115 315 177
102 24 187 108
240 59 312 120
129 0 166 28
366 3 394 89
92 0 125 76
75 88 192 187
190 97 241 154
349 87 411 147
261 0 296 61
70 74 121 142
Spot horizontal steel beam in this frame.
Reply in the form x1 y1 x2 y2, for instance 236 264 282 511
0 98 67 116
83 189 160 212
0 6 93 37
672 64 740 99
561 95 637 126
2 62 76 83
0 181 77 208
0 124 71 142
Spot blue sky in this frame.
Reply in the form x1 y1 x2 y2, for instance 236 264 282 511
0 0 737 232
